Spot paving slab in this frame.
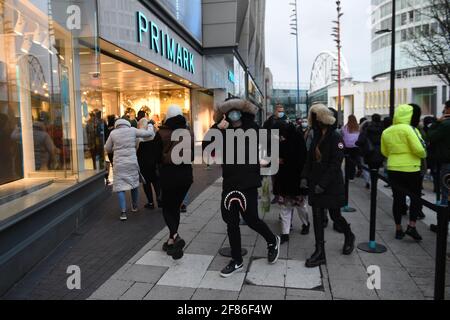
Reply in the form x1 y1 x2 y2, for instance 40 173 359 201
119 282 154 300
115 264 167 284
198 271 246 292
246 258 287 287
192 288 239 300
144 285 195 300
285 260 322 289
238 285 286 300
89 279 133 300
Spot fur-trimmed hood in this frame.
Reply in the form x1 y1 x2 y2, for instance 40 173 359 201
214 99 258 123
308 104 336 127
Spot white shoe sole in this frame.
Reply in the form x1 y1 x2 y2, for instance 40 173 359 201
269 236 281 264
220 266 243 278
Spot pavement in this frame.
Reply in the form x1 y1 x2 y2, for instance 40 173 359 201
87 176 450 301
1 165 221 300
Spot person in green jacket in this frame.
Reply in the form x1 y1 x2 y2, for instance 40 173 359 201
428 100 450 207
381 104 427 241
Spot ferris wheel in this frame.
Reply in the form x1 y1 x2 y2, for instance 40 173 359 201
309 51 351 93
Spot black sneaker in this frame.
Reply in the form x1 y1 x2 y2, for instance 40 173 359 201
395 229 405 240
145 203 155 209
220 260 243 278
120 212 127 221
365 183 371 190
267 236 281 264
405 226 422 241
162 240 169 252
166 235 186 260
180 204 187 213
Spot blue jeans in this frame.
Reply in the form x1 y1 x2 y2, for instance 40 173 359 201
118 188 139 212
441 163 450 206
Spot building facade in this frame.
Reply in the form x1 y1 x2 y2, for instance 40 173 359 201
272 83 308 119
0 0 266 295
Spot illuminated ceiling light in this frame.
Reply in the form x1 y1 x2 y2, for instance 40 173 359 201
20 35 33 54
14 13 27 36
138 60 142 63
155 68 160 71
53 69 58 73
115 49 120 52
59 55 65 61
122 69 136 73
79 51 91 55
168 74 172 77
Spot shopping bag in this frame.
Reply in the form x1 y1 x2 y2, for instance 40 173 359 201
261 177 271 214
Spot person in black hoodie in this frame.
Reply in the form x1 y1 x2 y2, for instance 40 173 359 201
272 121 309 243
157 105 193 260
356 113 384 170
301 104 355 268
203 98 280 278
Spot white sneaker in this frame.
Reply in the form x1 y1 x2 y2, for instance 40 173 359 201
120 212 127 221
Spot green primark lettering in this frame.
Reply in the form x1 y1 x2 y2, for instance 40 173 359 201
176 43 183 68
166 35 176 62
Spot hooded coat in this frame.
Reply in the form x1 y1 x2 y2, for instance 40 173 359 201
356 119 385 168
104 119 155 192
381 104 427 173
273 121 307 197
205 99 262 192
157 115 194 189
302 104 345 209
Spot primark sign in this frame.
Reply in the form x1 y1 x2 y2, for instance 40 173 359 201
137 11 195 74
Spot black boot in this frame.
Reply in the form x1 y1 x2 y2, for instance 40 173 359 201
306 207 326 268
342 224 355 255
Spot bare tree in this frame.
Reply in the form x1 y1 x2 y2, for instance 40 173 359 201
404 0 450 85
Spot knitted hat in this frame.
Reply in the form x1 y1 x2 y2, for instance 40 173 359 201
165 105 183 121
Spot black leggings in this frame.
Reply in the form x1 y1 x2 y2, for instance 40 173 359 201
161 184 191 238
141 168 161 204
221 188 276 264
388 171 421 225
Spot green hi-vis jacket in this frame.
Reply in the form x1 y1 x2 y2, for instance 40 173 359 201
381 104 427 173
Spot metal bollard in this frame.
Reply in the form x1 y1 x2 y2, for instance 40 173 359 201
357 169 387 253
343 154 357 213
434 173 450 300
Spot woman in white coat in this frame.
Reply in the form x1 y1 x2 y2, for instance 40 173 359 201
105 118 155 221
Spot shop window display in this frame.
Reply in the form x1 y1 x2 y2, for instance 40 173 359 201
0 0 102 220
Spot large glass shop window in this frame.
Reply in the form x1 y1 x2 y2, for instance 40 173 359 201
0 0 101 220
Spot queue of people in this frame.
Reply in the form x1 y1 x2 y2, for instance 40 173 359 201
100 96 449 278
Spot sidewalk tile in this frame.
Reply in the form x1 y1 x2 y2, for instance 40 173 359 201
198 271 246 292
286 289 328 300
329 279 379 300
326 264 368 281
119 282 154 300
286 260 322 289
192 288 239 300
144 285 195 300
89 279 133 300
238 285 286 300
246 258 287 287
116 265 167 284
157 254 214 288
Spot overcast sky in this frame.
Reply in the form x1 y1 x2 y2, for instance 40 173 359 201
265 0 372 87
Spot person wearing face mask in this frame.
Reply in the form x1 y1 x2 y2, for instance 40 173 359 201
203 98 280 278
301 104 355 268
263 104 288 205
382 104 427 241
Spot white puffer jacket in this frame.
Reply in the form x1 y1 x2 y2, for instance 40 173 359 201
104 119 155 192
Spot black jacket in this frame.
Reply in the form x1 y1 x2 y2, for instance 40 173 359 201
302 127 345 209
263 115 288 130
356 121 384 168
137 134 162 174
277 123 307 197
157 116 193 189
203 114 261 192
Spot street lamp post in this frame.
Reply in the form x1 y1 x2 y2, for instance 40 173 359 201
375 0 396 119
290 0 301 117
332 1 343 126
389 0 396 119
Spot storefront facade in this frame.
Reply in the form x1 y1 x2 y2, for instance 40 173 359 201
0 0 211 295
